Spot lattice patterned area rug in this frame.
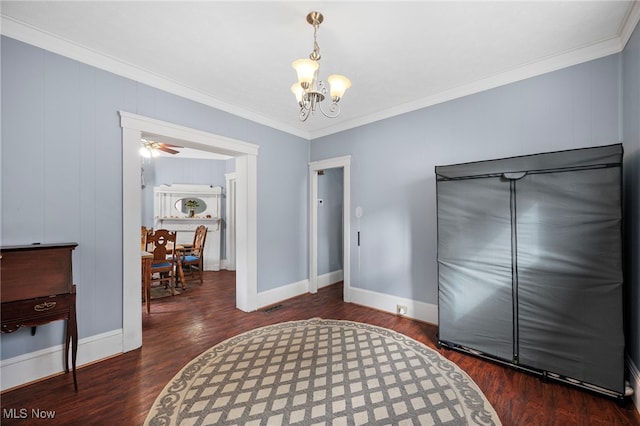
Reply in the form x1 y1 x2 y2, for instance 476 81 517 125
145 319 501 425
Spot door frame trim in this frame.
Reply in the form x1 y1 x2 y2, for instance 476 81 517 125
308 155 351 301
120 112 259 351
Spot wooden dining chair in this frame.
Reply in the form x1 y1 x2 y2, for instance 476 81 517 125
179 225 208 285
143 229 178 311
141 226 152 251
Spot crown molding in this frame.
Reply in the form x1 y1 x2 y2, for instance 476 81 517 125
309 0 640 140
0 15 311 140
309 4 640 140
3 8 638 142
309 32 632 139
620 0 640 48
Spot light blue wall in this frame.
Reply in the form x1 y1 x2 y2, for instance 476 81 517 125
623 23 640 372
2 27 638 373
141 157 228 228
0 36 309 359
311 54 623 307
317 168 343 275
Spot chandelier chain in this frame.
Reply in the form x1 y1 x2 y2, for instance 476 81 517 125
310 23 321 61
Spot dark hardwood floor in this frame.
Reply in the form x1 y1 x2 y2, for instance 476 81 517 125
1 271 639 425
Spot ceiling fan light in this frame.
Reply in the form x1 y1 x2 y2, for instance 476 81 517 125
292 59 318 87
139 146 151 158
327 74 351 100
291 82 305 104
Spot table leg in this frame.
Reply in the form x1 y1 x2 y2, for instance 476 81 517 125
65 288 78 391
176 251 186 291
70 291 78 391
143 257 151 314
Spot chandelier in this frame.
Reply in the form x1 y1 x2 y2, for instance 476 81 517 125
291 11 351 121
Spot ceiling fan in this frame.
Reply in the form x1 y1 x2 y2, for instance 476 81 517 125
139 138 183 157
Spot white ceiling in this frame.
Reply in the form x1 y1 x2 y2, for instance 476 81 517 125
2 1 639 142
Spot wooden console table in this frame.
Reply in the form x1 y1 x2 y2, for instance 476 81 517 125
1 242 79 391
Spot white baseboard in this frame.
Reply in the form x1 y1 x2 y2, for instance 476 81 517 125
628 355 640 414
318 270 343 289
257 271 438 325
257 278 310 309
257 270 344 309
1 329 123 392
349 286 439 325
220 259 236 271
203 261 221 271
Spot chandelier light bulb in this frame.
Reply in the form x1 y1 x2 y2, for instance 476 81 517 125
327 74 351 101
292 59 318 88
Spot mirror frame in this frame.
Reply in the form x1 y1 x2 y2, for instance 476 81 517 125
175 197 207 215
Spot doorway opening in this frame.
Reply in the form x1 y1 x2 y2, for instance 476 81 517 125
308 156 351 302
120 112 259 351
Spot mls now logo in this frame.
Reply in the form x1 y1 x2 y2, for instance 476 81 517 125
3 408 56 419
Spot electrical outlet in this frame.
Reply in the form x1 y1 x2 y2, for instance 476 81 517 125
396 305 407 315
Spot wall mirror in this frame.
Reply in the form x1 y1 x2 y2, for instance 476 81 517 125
175 197 207 216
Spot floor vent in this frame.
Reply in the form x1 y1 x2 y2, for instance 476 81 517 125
263 304 283 313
